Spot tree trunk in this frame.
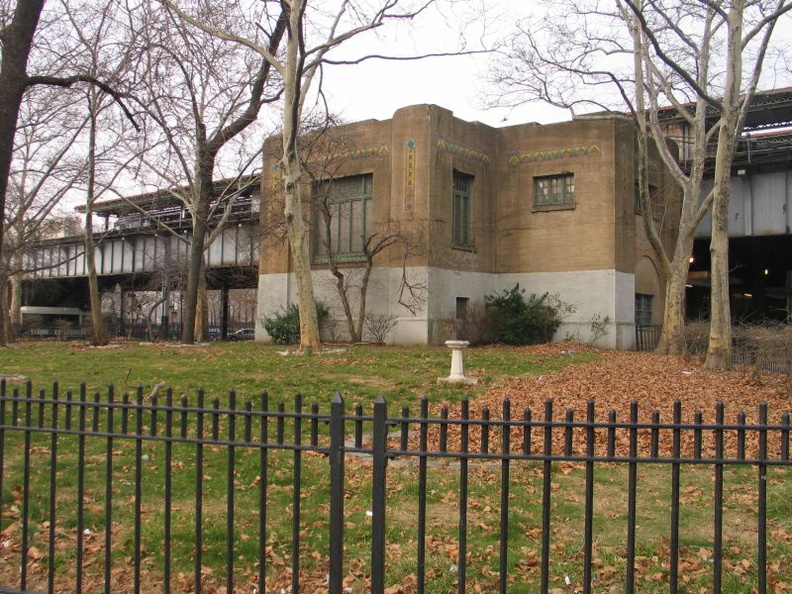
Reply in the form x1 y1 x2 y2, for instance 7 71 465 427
85 91 107 345
282 155 321 351
180 175 211 344
194 266 209 342
0 0 46 348
279 0 320 352
705 195 732 370
86 240 106 344
656 261 689 355
355 262 374 343
84 210 107 344
705 151 735 370
654 222 697 355
0 283 10 344
0 278 8 344
704 0 743 371
331 268 360 342
9 250 24 339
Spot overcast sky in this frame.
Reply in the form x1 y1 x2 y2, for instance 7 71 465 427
308 0 572 129
320 50 571 128
310 0 792 130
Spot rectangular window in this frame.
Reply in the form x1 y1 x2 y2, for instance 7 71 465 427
635 293 653 325
314 174 372 261
452 171 473 247
635 182 660 217
455 297 469 320
534 173 575 208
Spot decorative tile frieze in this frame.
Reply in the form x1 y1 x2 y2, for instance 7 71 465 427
436 138 491 165
304 144 391 165
508 142 602 168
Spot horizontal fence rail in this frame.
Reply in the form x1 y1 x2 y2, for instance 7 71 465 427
0 380 790 593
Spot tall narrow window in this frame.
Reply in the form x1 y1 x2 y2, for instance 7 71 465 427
452 170 473 247
634 182 660 217
635 293 654 325
314 174 372 261
534 173 575 208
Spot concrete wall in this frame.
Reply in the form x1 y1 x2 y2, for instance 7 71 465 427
258 266 636 349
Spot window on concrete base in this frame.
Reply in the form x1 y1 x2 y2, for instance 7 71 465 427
456 297 469 320
313 173 372 262
452 170 473 248
534 172 575 209
635 293 654 325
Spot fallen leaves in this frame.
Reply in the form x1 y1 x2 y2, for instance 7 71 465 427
414 346 791 459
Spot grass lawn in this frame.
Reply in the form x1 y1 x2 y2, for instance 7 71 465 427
0 340 789 593
0 340 598 408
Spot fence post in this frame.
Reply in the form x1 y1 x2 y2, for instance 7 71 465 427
371 394 388 593
329 393 346 594
758 402 768 594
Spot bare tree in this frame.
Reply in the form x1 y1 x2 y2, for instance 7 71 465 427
52 0 147 345
626 0 791 369
491 0 791 368
67 4 125 344
4 86 88 340
0 1 49 346
128 2 285 344
0 0 136 347
166 0 438 352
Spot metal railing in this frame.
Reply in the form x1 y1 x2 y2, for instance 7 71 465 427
0 380 790 593
635 324 662 351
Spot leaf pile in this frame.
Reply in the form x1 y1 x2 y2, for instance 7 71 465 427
418 345 792 459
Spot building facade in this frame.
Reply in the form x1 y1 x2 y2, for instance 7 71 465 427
256 105 678 348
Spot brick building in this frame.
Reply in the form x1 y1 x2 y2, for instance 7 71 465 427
256 105 678 348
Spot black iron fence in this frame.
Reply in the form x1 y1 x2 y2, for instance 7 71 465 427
0 380 791 593
635 324 662 352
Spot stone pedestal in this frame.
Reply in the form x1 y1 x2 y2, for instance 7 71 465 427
438 340 477 384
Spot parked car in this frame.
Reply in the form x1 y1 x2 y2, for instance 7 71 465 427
228 328 255 341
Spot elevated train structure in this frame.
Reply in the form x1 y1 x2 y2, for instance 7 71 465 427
21 178 261 338
659 88 792 322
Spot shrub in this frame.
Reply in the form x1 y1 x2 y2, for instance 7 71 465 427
735 322 792 393
683 320 710 358
588 313 611 346
484 285 568 345
364 313 398 344
262 302 329 345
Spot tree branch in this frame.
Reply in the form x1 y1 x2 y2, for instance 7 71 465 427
208 8 288 154
323 48 489 66
159 0 285 76
26 74 139 130
622 0 722 110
